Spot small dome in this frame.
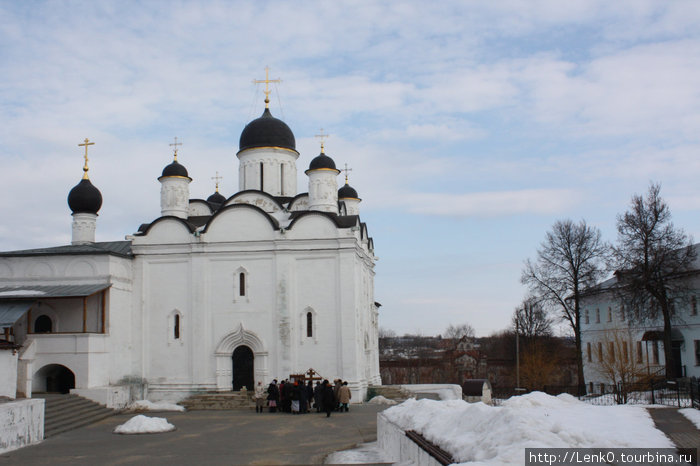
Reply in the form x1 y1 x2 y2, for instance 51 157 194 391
239 108 296 152
338 183 359 199
207 191 226 206
308 152 337 171
161 160 189 178
68 179 103 214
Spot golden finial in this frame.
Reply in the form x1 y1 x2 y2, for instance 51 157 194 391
78 138 95 180
253 66 281 109
315 128 329 153
169 137 182 162
342 163 353 185
211 171 223 193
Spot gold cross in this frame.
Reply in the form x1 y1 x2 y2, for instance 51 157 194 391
253 66 281 108
342 163 353 184
169 137 182 161
211 171 223 192
314 128 329 152
78 138 95 180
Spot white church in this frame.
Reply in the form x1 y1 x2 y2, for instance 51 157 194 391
0 87 381 407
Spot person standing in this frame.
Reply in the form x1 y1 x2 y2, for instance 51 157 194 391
322 380 335 418
338 381 351 412
254 381 266 413
267 379 279 413
314 381 323 412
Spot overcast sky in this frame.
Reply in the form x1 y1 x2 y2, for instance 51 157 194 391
2 1 700 337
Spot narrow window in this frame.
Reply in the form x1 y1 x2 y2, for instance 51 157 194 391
586 342 591 362
607 307 612 322
597 342 603 362
623 341 629 363
609 342 615 361
239 272 246 297
692 297 697 316
595 308 600 323
584 309 589 325
695 340 700 365
260 162 264 191
280 164 284 196
306 312 313 338
652 341 659 364
636 341 643 363
620 305 625 321
174 314 180 339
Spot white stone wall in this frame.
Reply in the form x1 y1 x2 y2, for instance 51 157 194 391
0 350 18 398
237 147 299 196
159 176 190 219
377 412 442 466
0 398 44 454
71 212 97 245
307 170 339 213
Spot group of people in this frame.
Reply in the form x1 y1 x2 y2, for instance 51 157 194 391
254 378 352 417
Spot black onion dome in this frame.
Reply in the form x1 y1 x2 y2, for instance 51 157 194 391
239 108 296 152
207 191 226 206
308 152 338 171
68 179 103 214
161 160 189 178
338 183 359 199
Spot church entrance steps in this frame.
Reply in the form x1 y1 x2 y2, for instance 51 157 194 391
179 391 255 410
35 393 117 438
368 385 412 403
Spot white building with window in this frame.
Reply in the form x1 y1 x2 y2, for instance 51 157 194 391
0 95 381 406
580 254 700 392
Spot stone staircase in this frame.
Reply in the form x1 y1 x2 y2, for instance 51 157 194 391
179 391 255 410
368 385 412 403
36 393 117 438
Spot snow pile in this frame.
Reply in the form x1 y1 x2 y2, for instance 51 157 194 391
113 415 175 434
368 395 397 406
381 392 673 465
0 290 45 296
680 408 700 429
326 442 391 464
401 384 462 400
127 400 185 412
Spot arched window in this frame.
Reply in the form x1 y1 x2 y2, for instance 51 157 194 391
260 162 264 191
239 272 246 297
35 315 52 333
306 312 313 338
174 314 180 339
280 164 284 196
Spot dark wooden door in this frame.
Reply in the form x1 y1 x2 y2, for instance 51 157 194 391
232 346 254 391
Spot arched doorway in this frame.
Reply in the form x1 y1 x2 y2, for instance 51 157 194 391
34 364 75 394
232 346 254 391
34 315 52 333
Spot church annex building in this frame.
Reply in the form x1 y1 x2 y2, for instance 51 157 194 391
0 90 381 407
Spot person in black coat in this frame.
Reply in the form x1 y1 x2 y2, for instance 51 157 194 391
321 380 335 418
267 380 279 413
314 381 323 412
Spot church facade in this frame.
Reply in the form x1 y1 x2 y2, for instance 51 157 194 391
0 95 381 405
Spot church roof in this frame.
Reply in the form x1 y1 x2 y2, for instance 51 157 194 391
307 151 338 171
338 183 359 199
0 241 132 258
0 283 111 299
239 108 296 153
68 178 103 215
160 160 190 179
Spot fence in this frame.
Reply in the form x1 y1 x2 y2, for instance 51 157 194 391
492 378 699 408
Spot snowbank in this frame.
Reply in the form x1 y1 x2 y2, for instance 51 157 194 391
381 391 672 465
368 395 397 406
679 408 700 429
400 384 462 400
114 415 175 434
127 400 185 412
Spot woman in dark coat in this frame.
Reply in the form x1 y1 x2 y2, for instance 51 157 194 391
267 380 279 413
321 380 335 418
314 381 323 412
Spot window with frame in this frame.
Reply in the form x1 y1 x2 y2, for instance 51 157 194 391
652 341 659 364
692 297 698 316
174 314 180 339
607 307 612 322
608 342 615 361
595 308 600 323
586 342 592 362
306 312 313 338
695 340 700 365
636 341 643 363
597 342 603 362
622 341 628 363
239 272 246 297
584 309 589 325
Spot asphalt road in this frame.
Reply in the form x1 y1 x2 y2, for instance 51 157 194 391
0 405 388 465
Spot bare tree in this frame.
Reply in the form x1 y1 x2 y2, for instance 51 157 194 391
521 219 607 395
378 327 396 338
512 297 554 339
591 329 647 402
443 323 475 340
610 183 696 379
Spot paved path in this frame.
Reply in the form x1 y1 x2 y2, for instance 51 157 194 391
647 408 700 464
0 405 387 465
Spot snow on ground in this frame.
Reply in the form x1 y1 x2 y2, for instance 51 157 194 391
126 400 186 412
367 395 397 406
113 415 176 434
333 392 674 465
325 442 392 464
679 408 700 429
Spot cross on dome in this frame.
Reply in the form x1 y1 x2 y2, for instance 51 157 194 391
253 66 281 109
211 171 223 193
315 128 329 152
78 138 95 180
169 137 182 161
342 163 353 184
